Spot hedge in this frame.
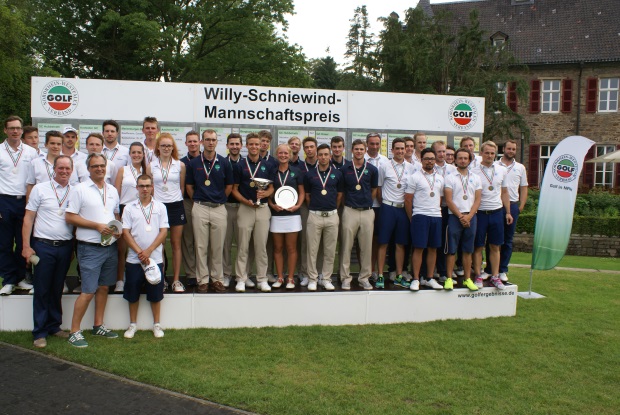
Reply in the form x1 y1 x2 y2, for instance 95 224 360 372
516 214 620 237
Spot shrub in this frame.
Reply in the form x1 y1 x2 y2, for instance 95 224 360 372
516 214 620 236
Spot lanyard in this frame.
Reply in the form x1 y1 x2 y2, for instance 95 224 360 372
140 200 154 225
51 181 70 208
245 158 262 181
160 158 172 185
4 142 23 168
278 169 290 187
317 166 332 190
390 160 405 187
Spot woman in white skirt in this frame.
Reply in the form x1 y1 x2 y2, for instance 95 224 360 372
268 144 305 289
114 142 147 292
147 133 187 292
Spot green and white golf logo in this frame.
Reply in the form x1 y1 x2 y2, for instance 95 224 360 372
448 98 478 131
552 154 579 183
40 80 79 116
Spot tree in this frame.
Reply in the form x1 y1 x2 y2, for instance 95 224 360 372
30 0 311 87
309 56 341 90
377 8 528 141
342 5 380 90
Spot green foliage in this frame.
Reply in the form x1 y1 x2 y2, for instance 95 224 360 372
340 5 380 90
517 214 620 236
523 188 620 218
309 56 341 90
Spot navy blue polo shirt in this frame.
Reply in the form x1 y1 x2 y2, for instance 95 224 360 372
234 156 275 204
290 158 302 168
186 153 233 204
343 160 378 208
331 157 348 172
298 160 317 180
271 166 303 217
227 155 243 203
261 153 278 171
181 152 198 199
304 165 344 211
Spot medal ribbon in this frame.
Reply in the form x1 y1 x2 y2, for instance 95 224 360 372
245 158 262 181
503 161 515 174
140 201 154 225
459 172 470 196
354 161 367 187
45 160 55 181
160 158 172 186
480 165 495 188
4 142 23 168
130 165 141 182
98 184 107 210
423 171 436 193
201 153 217 182
304 160 316 172
434 164 446 177
390 160 405 186
104 147 119 161
278 169 290 187
317 166 332 191
51 181 70 208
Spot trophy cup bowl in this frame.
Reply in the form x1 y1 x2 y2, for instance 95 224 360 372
251 178 272 206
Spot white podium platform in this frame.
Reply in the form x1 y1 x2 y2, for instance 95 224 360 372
0 285 518 331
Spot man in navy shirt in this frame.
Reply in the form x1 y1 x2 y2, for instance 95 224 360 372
339 139 378 290
180 130 201 287
185 129 234 293
232 133 275 293
303 144 344 291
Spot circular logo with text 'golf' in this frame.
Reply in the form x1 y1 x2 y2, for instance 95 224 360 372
40 80 79 117
448 98 478 131
552 154 579 183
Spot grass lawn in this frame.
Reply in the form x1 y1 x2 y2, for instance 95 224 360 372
1 267 619 414
509 252 619 271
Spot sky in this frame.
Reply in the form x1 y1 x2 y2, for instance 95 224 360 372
284 0 464 65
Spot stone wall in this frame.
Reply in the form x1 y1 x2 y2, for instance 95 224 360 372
514 233 620 258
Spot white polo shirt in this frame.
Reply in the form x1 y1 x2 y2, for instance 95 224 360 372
27 156 87 186
0 142 38 196
406 170 444 217
444 171 483 214
468 155 483 170
119 166 141 205
66 178 120 243
62 150 88 167
122 198 169 264
143 140 156 166
471 164 508 211
103 143 130 169
496 159 528 202
365 153 389 207
435 162 457 207
378 159 419 204
26 180 74 241
151 157 183 203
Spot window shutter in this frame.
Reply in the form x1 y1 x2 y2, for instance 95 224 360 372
582 146 595 187
528 144 540 186
529 80 541 113
561 79 573 113
508 82 518 112
615 144 620 190
586 78 598 113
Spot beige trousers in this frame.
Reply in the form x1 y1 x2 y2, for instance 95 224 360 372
223 203 239 276
181 198 196 278
339 207 375 284
236 204 271 283
298 204 323 277
306 211 339 283
192 203 227 284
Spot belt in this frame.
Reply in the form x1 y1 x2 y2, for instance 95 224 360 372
345 205 372 211
510 201 519 205
382 201 404 208
310 209 337 217
226 202 240 207
0 194 24 200
195 201 223 208
33 237 73 247
78 240 114 247
478 208 502 215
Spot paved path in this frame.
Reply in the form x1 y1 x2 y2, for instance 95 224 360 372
0 342 253 415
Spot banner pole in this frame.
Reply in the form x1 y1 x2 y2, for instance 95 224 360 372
528 268 534 296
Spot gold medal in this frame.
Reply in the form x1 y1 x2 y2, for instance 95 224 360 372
463 195 468 200
430 192 435 197
489 186 494 191
397 183 402 189
355 184 362 191
205 179 211 186
321 189 327 195
250 182 256 188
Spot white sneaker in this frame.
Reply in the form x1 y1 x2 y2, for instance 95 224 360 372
359 280 373 290
153 323 164 338
235 281 245 292
388 271 396 281
438 275 448 283
300 276 309 287
341 280 351 290
172 280 185 292
451 271 458 279
124 323 137 339
223 275 231 288
307 281 317 291
62 283 69 294
402 271 413 282
320 278 335 291
499 272 508 282
286 280 295 289
433 272 440 279
455 267 464 276
73 284 82 293
245 278 256 288
480 271 491 280
258 281 271 292
370 272 378 283
271 279 283 288
423 278 444 290
0 284 14 295
29 288 34 294
16 280 33 290
267 274 276 283
114 280 124 293
410 280 420 291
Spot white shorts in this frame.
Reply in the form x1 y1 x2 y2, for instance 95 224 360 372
270 215 302 233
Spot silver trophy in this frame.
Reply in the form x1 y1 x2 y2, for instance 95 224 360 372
251 178 272 206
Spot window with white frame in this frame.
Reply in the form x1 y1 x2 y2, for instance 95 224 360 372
496 82 507 104
539 144 556 186
541 80 561 113
598 78 619 112
594 145 616 187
